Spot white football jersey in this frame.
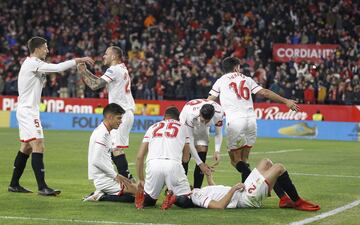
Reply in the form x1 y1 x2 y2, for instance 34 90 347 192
142 119 189 163
209 72 262 122
101 63 135 111
179 99 224 128
17 57 75 111
88 122 117 180
191 185 241 208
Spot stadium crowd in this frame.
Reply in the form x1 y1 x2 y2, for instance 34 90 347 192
1 0 360 104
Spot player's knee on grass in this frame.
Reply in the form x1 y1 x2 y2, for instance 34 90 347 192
100 193 135 202
144 193 157 207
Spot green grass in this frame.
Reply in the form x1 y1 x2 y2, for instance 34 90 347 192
0 128 359 225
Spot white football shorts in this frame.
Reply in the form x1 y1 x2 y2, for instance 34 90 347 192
226 117 257 151
144 159 191 199
16 107 44 142
93 177 124 195
238 168 269 208
111 110 134 149
193 124 210 146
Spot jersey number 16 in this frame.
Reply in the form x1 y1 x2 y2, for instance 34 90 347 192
229 80 250 100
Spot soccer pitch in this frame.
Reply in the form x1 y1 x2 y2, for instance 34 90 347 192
0 128 359 225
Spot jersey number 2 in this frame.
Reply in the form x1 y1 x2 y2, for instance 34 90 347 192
153 122 180 138
229 80 250 100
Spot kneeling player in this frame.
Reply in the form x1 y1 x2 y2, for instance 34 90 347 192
84 103 137 202
165 158 320 211
135 107 211 209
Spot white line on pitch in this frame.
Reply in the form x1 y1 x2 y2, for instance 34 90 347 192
214 170 360 179
0 216 178 225
210 148 304 158
128 149 304 166
288 199 360 225
291 172 360 179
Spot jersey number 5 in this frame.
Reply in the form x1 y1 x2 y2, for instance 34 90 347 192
229 80 250 100
153 122 180 138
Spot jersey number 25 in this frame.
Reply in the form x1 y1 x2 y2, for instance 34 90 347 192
153 122 180 138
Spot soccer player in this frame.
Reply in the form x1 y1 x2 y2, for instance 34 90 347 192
135 106 211 209
77 46 135 181
8 36 94 196
208 56 299 207
190 158 320 211
164 158 320 211
84 103 137 202
180 99 224 188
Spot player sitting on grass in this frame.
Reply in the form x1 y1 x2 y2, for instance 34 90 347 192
83 103 137 202
161 158 320 211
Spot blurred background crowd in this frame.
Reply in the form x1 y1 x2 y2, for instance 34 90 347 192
1 0 360 104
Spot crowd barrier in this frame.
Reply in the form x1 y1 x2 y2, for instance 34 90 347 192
3 112 358 142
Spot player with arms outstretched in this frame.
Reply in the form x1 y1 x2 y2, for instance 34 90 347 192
208 57 299 207
180 99 224 188
9 36 94 196
78 46 135 181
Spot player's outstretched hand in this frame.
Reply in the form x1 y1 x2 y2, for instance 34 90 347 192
75 57 95 66
199 163 213 176
213 152 220 165
285 99 299 111
77 63 86 72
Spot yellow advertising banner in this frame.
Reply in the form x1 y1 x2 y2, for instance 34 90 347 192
0 111 10 128
134 103 160 116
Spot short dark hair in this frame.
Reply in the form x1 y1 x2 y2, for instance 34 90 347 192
164 106 180 120
200 104 215 120
103 103 125 116
222 57 241 73
110 46 123 59
27 36 47 54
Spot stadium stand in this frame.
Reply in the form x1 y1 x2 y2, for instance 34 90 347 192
0 0 360 104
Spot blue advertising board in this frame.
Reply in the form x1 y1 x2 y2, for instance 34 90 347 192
9 112 359 142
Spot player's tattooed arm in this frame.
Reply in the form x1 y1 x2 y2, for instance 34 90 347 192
77 64 106 90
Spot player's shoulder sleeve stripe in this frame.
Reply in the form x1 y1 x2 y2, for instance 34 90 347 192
211 88 220 93
185 121 194 128
251 86 259 91
202 197 209 207
104 74 114 81
95 141 106 147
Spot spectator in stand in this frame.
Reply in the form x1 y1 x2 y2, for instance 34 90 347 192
304 83 315 104
0 0 359 104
